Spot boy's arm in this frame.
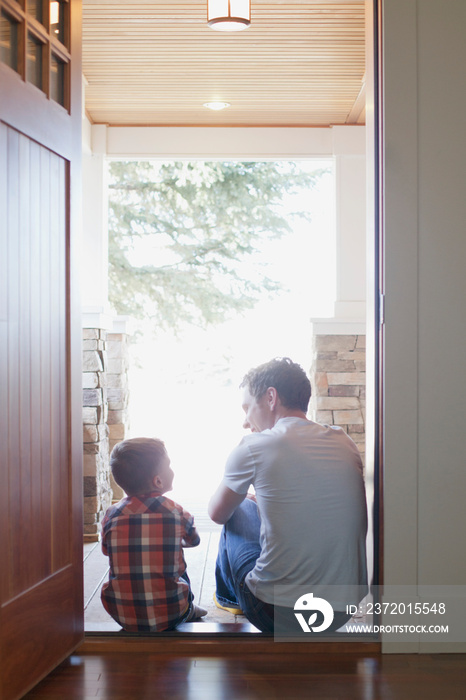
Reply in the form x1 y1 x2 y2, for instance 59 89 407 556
101 515 109 556
182 525 200 548
181 508 201 548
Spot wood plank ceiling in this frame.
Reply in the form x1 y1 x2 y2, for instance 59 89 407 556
82 1 366 127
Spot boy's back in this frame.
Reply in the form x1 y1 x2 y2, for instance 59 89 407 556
101 492 199 632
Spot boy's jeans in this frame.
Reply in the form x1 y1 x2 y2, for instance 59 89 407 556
166 572 194 630
214 498 275 633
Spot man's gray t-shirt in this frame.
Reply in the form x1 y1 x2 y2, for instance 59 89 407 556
222 417 368 608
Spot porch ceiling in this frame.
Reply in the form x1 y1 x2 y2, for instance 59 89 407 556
82 1 366 128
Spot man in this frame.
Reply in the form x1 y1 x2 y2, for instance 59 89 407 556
208 357 368 633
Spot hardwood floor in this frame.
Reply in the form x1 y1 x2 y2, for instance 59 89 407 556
77 535 466 699
35 538 465 698
23 651 466 699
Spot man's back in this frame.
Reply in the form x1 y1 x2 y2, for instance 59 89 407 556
223 417 368 608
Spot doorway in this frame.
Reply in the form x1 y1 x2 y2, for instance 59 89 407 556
83 155 374 632
1 2 384 696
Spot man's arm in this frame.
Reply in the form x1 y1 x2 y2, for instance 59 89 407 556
208 483 246 525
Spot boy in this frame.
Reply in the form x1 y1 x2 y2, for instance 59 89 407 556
101 437 207 632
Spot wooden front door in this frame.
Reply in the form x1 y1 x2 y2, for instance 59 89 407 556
0 1 83 698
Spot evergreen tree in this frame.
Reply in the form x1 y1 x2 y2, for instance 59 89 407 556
108 160 323 331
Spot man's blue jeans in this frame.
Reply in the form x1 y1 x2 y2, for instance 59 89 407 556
215 498 352 634
215 498 275 633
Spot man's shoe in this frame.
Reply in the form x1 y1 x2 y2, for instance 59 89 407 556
213 593 244 616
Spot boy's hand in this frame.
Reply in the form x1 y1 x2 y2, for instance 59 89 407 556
182 527 200 548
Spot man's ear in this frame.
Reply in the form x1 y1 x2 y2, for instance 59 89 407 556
266 387 278 410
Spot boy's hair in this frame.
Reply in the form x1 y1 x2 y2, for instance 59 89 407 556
240 357 311 412
110 437 167 496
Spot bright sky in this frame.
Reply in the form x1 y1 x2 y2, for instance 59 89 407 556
126 159 336 512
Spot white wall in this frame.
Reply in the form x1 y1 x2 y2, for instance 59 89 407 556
382 0 466 651
105 125 348 160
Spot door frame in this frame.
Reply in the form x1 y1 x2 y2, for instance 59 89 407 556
82 38 383 659
80 0 383 651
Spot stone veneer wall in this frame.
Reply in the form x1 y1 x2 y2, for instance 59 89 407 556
83 327 130 541
309 334 366 466
83 328 112 541
106 332 130 502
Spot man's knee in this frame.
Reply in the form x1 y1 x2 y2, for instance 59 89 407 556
225 498 259 535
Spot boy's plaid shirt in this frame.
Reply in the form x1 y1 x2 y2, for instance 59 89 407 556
100 492 200 632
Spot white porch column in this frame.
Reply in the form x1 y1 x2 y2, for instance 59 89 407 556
333 125 366 328
311 125 366 335
309 126 366 465
81 122 112 329
81 122 130 536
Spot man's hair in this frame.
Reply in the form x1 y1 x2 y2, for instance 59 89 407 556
110 437 167 496
240 357 311 412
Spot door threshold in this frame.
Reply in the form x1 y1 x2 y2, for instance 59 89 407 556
79 623 380 655
85 621 264 636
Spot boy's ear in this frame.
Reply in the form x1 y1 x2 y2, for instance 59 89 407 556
151 473 163 490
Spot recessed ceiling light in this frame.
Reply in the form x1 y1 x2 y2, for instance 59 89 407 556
203 102 231 111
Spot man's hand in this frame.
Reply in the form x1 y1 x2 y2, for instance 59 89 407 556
208 484 246 525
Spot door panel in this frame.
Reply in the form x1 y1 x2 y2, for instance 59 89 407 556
0 0 83 697
0 121 82 700
3 128 69 595
1 568 78 700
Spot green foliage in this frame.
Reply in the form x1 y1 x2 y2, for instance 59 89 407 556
108 160 323 332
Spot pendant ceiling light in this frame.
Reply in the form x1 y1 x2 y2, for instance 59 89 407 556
207 0 251 32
